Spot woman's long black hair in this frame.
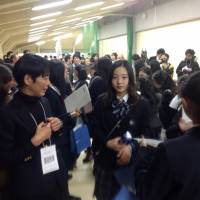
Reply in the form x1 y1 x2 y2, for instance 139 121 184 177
49 60 71 98
103 60 139 107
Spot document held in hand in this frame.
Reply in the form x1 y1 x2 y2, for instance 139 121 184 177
64 84 91 113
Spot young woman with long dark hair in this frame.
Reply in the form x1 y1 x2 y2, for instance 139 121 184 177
93 60 150 200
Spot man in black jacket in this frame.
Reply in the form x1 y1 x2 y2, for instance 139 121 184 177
176 49 199 77
0 54 67 200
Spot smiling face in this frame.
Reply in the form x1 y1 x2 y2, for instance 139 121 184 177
112 66 129 97
23 75 50 97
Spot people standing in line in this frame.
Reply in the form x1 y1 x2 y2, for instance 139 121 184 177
176 49 200 77
93 60 150 200
0 54 67 200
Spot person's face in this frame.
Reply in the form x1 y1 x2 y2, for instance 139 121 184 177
74 57 81 64
90 69 96 77
185 53 193 61
94 55 99 62
160 55 168 63
24 75 50 97
112 66 129 97
85 58 91 66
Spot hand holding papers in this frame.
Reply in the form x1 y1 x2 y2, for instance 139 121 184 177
64 84 92 113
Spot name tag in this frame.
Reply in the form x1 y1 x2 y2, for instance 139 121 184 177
40 145 59 175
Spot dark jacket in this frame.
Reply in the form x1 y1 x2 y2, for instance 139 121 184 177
93 95 150 170
0 92 67 199
176 60 200 77
135 126 200 200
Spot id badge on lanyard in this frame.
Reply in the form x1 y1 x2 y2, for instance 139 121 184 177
29 101 60 175
40 145 59 175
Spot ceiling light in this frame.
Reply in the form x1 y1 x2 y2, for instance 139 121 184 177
75 2 104 11
30 11 62 21
29 33 45 37
28 37 42 42
53 26 69 31
36 41 46 46
32 0 72 11
30 25 52 32
60 17 82 24
100 2 124 10
29 29 48 34
53 32 73 40
82 16 103 22
48 32 64 36
30 19 56 26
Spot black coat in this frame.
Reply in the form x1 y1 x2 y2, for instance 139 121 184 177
176 60 200 77
0 92 67 199
135 126 200 200
93 95 150 170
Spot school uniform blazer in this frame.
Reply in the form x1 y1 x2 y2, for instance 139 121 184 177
0 92 67 197
135 126 200 200
93 95 150 170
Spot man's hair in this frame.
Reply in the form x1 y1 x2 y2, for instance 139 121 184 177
157 48 165 55
13 54 50 88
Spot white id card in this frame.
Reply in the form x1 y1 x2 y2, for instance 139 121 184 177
40 145 59 175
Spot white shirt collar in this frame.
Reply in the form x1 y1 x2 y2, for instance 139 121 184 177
117 94 129 102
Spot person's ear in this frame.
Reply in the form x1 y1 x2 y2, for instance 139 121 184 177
182 97 192 116
24 74 33 86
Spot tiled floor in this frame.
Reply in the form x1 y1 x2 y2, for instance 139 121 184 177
69 153 95 200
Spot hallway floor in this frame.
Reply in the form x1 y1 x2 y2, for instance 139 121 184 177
69 153 95 200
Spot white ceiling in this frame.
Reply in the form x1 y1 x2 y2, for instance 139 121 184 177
0 0 170 53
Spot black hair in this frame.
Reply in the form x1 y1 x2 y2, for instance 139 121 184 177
157 48 165 55
132 54 141 61
185 49 195 56
95 57 112 86
152 70 176 94
10 54 17 63
149 60 161 73
112 52 118 59
23 49 30 54
0 64 12 105
77 69 87 81
104 54 111 60
49 60 69 98
13 54 50 88
139 66 152 77
90 53 99 63
181 72 200 122
104 60 138 106
6 51 13 58
64 54 71 62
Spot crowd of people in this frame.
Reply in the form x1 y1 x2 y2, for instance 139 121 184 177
0 47 200 200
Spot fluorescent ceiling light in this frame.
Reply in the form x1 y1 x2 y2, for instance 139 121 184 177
53 26 69 31
60 17 82 24
32 0 72 11
100 2 124 10
30 25 51 32
82 16 103 22
75 2 104 11
30 19 56 26
48 32 64 36
30 11 62 21
29 29 48 34
36 41 46 46
29 33 45 38
53 32 73 40
28 37 42 42
71 26 80 30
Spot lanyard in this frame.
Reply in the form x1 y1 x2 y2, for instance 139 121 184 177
29 101 51 146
